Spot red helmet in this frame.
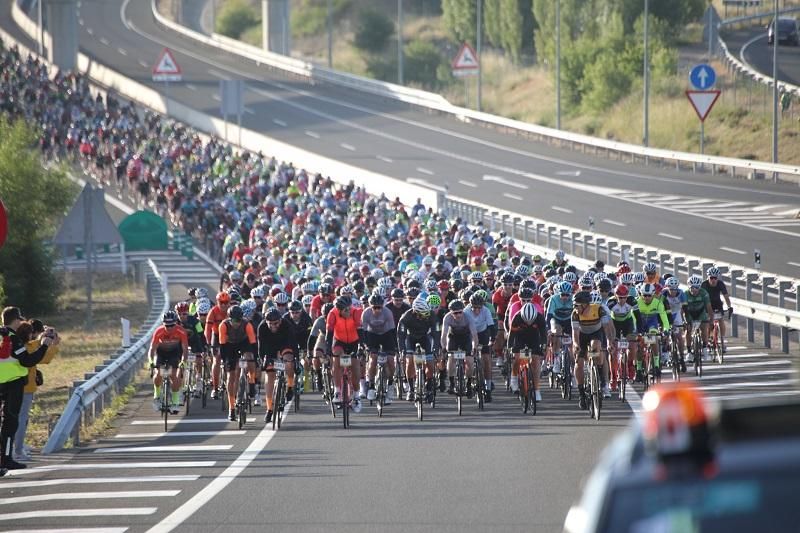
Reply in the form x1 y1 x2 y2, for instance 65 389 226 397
174 301 190 314
614 285 629 298
216 291 231 304
436 280 450 291
617 264 631 275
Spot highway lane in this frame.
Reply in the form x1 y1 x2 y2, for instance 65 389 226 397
724 26 800 86
31 0 798 277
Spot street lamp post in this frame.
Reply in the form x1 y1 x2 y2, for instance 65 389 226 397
643 0 649 147
327 0 332 68
476 0 482 112
772 0 779 181
556 0 561 130
398 0 404 85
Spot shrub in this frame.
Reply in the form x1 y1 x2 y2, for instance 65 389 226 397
354 8 394 52
404 40 444 89
216 0 259 39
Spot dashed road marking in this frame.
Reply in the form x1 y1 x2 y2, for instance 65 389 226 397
377 155 393 163
416 167 434 175
657 232 683 240
603 219 626 227
304 130 320 139
504 193 524 201
458 180 477 188
272 119 287 126
118 48 128 56
552 206 573 214
340 143 356 151
720 246 746 255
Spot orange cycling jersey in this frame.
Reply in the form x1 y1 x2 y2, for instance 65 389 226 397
326 308 361 344
151 325 188 352
205 305 227 343
219 319 256 345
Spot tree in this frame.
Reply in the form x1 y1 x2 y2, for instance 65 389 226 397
484 0 533 63
354 8 395 52
442 0 477 44
404 40 445 89
215 0 259 39
0 119 74 314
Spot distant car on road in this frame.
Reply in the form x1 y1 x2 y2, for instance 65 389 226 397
768 16 799 46
563 384 800 533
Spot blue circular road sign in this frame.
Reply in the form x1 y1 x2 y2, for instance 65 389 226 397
689 64 716 90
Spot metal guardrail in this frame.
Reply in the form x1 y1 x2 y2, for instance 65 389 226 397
42 260 169 454
149 0 800 181
444 195 800 354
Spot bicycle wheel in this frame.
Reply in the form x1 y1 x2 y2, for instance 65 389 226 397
294 377 301 413
592 364 601 420
416 366 424 421
529 377 537 416
162 381 170 432
271 377 281 430
277 380 284 430
183 368 192 417
342 375 350 429
619 350 627 402
376 366 385 418
519 366 528 414
475 361 485 411
201 360 209 409
456 363 463 416
220 371 227 413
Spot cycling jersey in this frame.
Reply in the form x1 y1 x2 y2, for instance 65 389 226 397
360 306 396 335
181 315 206 353
465 305 493 333
635 296 670 333
546 294 574 322
701 280 728 311
662 289 688 326
386 301 411 327
218 319 257 363
440 311 478 348
508 312 547 353
283 312 314 354
151 325 188 354
606 295 639 322
491 289 513 323
397 310 438 352
257 320 296 360
685 288 712 320
571 304 610 335
308 316 326 353
204 305 227 345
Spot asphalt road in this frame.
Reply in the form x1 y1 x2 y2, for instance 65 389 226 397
725 25 800 87
4 0 798 277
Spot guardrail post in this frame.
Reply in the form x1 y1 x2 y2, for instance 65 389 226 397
673 256 685 277
547 226 556 249
584 235 593 260
524 221 532 243
618 244 628 265
659 253 671 275
761 277 775 348
570 232 580 256
594 238 604 262
646 250 657 265
779 281 792 353
730 270 743 338
512 217 520 240
490 211 499 232
501 214 509 235
559 229 568 252
702 262 714 278
632 247 644 272
687 259 700 278
536 223 545 246
745 274 758 343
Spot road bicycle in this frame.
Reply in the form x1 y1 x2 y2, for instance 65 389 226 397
373 352 390 417
218 366 228 414
710 311 725 364
614 336 630 402
182 357 197 416
502 347 514 393
321 356 336 419
293 352 303 414
198 351 211 409
394 352 407 402
584 350 602 420
236 355 251 429
155 364 172 432
642 330 662 390
412 344 429 421
517 348 536 416
669 326 685 382
689 320 704 378
450 350 466 416
558 335 573 401
339 352 354 429
472 349 486 410
271 358 288 430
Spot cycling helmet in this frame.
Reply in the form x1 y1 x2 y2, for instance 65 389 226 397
643 262 657 274
483 270 495 279
520 279 536 290
640 283 657 296
665 277 680 289
579 275 594 289
614 285 629 298
379 277 394 289
301 294 314 306
174 301 190 314
589 291 604 305
500 272 515 285
532 264 543 274
452 279 465 292
448 300 465 312
617 264 631 275
688 275 703 288
352 280 366 294
373 286 388 298
469 293 484 306
471 237 482 247
558 281 573 296
391 288 405 299
620 273 635 285
437 280 450 291
407 287 421 299
274 292 290 305
520 303 537 324
470 271 483 282
515 265 530 277
241 299 257 319
427 294 442 308
476 289 489 301
425 279 438 292
227 305 244 320
162 310 178 326
593 272 608 284
564 272 577 283
597 279 613 293
264 308 282 322
555 250 565 260
518 287 535 300
216 291 231 304
412 298 431 315
368 293 384 307
707 266 720 278
230 271 243 283
318 283 333 296
288 300 303 312
572 291 591 305
513 275 523 285
197 299 212 315
633 272 646 284
334 295 352 310
565 264 577 274
195 287 208 299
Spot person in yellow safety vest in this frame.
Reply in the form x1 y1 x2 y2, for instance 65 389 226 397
1 306 54 475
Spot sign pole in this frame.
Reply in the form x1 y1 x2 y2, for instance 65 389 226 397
476 0 482 112
772 0 779 182
83 184 93 331
700 121 705 155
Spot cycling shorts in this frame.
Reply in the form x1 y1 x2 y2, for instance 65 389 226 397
613 318 636 339
576 330 603 358
262 348 294 371
686 310 709 324
404 336 432 356
364 331 397 355
550 317 572 336
332 340 359 356
477 330 491 354
510 332 543 354
155 348 181 370
446 333 472 355
220 343 254 372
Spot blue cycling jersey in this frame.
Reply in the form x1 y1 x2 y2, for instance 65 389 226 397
546 294 573 322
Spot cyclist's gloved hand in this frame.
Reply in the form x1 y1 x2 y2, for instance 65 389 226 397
727 307 734 319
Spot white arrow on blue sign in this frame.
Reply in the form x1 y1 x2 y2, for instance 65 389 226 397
689 64 716 90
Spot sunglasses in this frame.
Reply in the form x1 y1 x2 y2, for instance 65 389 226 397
267 320 281 327
709 277 718 281
371 306 383 310
452 311 463 315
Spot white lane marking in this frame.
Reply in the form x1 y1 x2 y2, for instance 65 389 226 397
6 461 216 477
185 83 197 91
725 346 747 351
698 359 791 371
552 206 573 214
503 193 524 201
679 198 714 205
788 261 800 268
304 130 320 139
751 204 787 212
602 219 626 227
376 155 393 163
79 18 84 25
657 232 683 241
458 180 477 188
717 352 768 360
699 378 799 391
340 143 356 151
100 37 110 45
211 94 221 101
115 430 246 438
760 221 800 227
0 490 180 505
145 405 294 533
687 368 794 380
406 177 447 192
775 208 800 216
87 28 94 35
244 107 254 115
483 175 528 189
117 47 128 56
131 419 230 425
0 508 156 521
706 390 800 402
207 68 226 79
719 246 746 255
4 529 127 533
94 445 232 454
556 170 581 176
1 475 199 489
138 60 149 68
416 167 434 175
272 119 287 127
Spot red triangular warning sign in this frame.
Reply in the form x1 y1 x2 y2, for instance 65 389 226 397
686 90 720 122
152 48 182 80
452 42 479 71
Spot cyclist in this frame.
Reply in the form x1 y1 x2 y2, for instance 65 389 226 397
308 302 334 391
325 295 363 412
685 275 714 361
283 299 313 398
508 303 547 402
661 276 688 372
465 291 495 401
149 311 189 414
362 293 397 404
440 299 478 395
204 291 231 400
701 267 733 354
606 284 641 391
546 281 574 375
258 307 297 424
491 273 515 367
176 301 206 398
643 262 663 294
571 291 615 410
636 283 672 380
218 305 257 422
310 283 334 320
397 298 439 402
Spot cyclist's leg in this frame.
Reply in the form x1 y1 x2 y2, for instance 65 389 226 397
225 351 238 410
263 351 277 412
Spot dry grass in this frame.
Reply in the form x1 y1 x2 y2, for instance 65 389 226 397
23 271 150 448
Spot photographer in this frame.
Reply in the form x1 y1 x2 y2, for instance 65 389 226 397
0 307 54 475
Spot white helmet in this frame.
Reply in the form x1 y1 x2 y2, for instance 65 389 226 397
520 303 537 324
412 298 431 315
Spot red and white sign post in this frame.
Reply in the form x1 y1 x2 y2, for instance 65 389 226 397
152 48 182 112
686 90 720 155
452 42 479 107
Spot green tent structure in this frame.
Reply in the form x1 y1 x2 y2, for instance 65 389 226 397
118 210 168 251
